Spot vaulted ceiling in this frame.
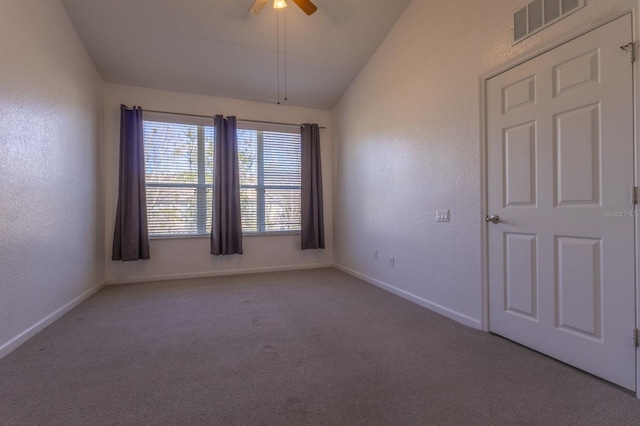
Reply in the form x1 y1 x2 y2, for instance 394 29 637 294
61 0 412 110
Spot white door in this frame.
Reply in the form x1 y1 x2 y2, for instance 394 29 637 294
487 14 636 391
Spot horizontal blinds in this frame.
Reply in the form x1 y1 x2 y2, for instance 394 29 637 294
143 111 214 127
143 116 214 236
237 120 301 133
238 126 301 233
141 112 301 236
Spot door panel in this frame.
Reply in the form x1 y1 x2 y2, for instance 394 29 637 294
505 122 537 206
555 236 601 340
505 233 538 319
503 75 537 112
552 49 599 96
555 104 600 205
487 14 635 391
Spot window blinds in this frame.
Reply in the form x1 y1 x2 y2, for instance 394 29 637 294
237 123 301 233
141 112 301 237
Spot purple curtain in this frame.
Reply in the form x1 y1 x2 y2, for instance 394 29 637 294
211 115 243 255
112 105 150 261
301 123 325 250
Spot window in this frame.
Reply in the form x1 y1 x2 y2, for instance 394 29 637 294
142 113 301 237
143 112 214 237
237 123 301 233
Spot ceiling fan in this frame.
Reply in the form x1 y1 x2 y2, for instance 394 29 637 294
249 0 318 16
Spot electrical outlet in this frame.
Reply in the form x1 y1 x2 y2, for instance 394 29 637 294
436 209 451 222
389 256 395 267
373 249 379 260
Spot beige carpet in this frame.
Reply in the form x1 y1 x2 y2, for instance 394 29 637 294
1 268 639 425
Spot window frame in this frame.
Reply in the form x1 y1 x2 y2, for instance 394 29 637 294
237 121 302 235
141 113 302 239
142 111 214 239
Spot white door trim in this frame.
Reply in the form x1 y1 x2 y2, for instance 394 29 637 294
479 1 640 398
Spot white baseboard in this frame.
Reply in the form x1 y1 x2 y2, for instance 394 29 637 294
106 263 334 285
334 263 482 330
0 281 106 360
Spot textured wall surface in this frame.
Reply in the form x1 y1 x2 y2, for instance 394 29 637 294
332 0 634 327
0 0 104 350
104 84 333 283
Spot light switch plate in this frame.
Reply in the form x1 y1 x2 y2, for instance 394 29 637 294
436 209 450 222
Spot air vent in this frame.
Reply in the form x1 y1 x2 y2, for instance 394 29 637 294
562 0 580 13
514 8 528 41
528 0 543 33
513 0 585 44
544 0 561 23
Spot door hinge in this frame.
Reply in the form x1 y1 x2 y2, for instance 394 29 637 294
621 42 635 63
634 328 639 347
631 186 638 205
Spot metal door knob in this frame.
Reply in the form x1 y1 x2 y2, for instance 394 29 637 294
486 215 501 224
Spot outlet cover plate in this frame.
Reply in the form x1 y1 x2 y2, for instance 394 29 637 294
436 209 450 222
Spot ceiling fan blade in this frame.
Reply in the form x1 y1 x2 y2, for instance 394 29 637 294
249 0 269 15
291 0 318 15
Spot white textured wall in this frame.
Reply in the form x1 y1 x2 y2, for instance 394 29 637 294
0 0 104 354
104 84 333 283
332 0 633 328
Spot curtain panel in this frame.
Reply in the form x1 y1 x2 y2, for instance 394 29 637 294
112 105 150 261
301 123 325 250
211 115 244 255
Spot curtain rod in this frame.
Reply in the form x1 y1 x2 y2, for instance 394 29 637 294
142 108 326 130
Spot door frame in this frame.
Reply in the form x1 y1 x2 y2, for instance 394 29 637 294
479 2 640 398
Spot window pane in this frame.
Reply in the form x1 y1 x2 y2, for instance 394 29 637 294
238 129 258 186
240 187 258 232
263 132 301 187
204 126 215 185
144 121 199 184
264 188 301 232
146 186 198 235
205 188 212 233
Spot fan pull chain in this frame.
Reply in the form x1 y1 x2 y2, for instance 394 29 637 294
276 9 280 105
284 7 287 101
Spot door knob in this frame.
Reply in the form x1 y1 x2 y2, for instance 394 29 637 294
486 215 501 224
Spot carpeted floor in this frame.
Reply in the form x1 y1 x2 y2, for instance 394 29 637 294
1 267 639 425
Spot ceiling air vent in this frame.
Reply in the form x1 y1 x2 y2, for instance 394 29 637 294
513 0 585 44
